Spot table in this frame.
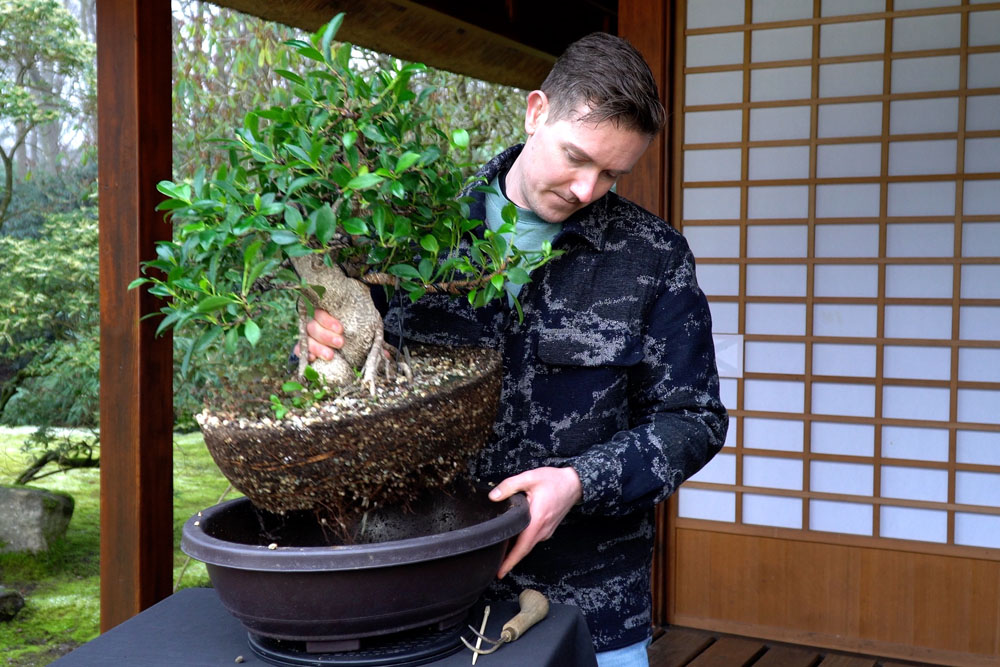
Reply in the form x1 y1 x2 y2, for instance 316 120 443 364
52 588 598 666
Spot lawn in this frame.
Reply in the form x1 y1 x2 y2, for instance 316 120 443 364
0 427 234 666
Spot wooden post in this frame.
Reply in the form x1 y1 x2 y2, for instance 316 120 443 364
96 0 174 631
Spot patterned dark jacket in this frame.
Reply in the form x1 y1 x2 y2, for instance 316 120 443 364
383 145 728 651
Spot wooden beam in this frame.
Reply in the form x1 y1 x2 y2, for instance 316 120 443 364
210 0 558 90
96 0 174 632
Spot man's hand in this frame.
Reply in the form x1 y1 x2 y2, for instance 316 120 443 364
488 466 583 579
294 308 343 362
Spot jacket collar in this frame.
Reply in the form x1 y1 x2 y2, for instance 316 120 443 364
471 145 611 252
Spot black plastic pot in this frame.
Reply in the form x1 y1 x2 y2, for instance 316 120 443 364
181 487 528 642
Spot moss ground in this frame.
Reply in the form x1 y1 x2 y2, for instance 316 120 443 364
0 428 234 666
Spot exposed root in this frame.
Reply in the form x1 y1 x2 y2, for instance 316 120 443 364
361 327 385 396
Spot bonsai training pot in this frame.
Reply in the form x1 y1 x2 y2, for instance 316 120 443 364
181 485 528 642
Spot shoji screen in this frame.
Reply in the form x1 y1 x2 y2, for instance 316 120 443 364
670 3 1000 661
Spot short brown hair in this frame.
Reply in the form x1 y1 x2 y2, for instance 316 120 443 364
541 32 665 136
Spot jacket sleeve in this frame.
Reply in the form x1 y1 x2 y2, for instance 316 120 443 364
565 242 729 517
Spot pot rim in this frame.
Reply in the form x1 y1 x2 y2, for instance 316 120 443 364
181 492 528 572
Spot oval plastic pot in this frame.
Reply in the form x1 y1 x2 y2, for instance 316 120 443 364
181 487 528 642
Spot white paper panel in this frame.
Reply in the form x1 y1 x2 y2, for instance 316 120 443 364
816 184 881 218
885 264 953 298
881 466 949 502
883 385 952 421
892 56 960 93
715 333 744 379
752 26 812 62
753 0 812 23
965 138 1000 173
957 430 1000 465
969 10 1000 47
710 301 740 333
685 225 741 258
687 32 746 67
685 148 743 182
677 488 736 522
747 225 809 257
813 343 878 377
749 146 810 180
956 471 1000 507
814 304 879 337
696 264 741 296
964 180 1000 215
962 222 1000 257
811 461 874 495
810 499 873 535
684 187 741 219
746 342 806 374
747 265 808 297
724 419 738 448
889 140 957 176
889 97 959 135
720 378 739 409
822 0 885 17
885 305 953 339
816 143 881 178
881 506 948 542
743 494 803 529
892 14 961 52
688 0 746 29
750 106 812 141
884 345 952 380
882 426 950 462
955 512 1000 549
962 265 1000 299
886 223 954 257
960 306 1000 341
689 452 737 484
958 389 1000 425
821 20 885 57
815 224 879 257
966 95 1000 131
751 66 812 102
745 379 805 413
887 181 956 217
959 347 1000 383
744 418 804 451
744 455 804 490
814 264 879 298
686 110 743 143
813 382 876 417
968 53 1000 88
818 102 883 138
811 421 876 456
896 0 959 7
747 303 807 335
748 186 810 218
820 61 884 97
686 71 744 105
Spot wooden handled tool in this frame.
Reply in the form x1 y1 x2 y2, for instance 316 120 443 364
462 589 550 656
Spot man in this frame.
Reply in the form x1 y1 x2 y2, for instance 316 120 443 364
302 32 727 666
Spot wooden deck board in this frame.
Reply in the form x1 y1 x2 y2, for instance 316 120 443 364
753 645 822 667
647 627 715 667
687 637 766 666
817 656 878 667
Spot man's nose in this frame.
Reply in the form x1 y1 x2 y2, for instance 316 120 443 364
569 172 598 204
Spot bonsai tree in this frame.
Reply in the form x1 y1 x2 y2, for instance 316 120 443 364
133 14 553 396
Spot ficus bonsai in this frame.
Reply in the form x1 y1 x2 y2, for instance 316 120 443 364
132 14 554 400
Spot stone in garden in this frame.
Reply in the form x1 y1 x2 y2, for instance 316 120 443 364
0 586 25 621
0 485 74 553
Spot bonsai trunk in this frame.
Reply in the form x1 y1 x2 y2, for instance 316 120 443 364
289 255 384 391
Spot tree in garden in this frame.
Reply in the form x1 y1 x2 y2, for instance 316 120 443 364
135 15 556 395
0 0 94 231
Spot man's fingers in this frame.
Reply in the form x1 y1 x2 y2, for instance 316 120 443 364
498 528 537 579
313 308 343 334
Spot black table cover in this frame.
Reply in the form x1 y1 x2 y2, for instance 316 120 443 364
52 588 598 666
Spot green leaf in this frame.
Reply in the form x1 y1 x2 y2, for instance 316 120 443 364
270 230 299 245
282 381 304 393
451 128 470 149
395 151 421 172
491 274 505 291
342 131 357 150
361 125 387 144
507 266 531 285
315 205 336 244
244 319 261 346
303 365 320 383
388 264 422 280
419 234 439 254
342 217 368 236
195 295 234 313
346 172 384 190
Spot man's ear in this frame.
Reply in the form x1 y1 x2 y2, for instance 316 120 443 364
524 90 549 136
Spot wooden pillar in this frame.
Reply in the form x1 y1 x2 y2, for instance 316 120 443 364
618 0 674 630
96 0 174 632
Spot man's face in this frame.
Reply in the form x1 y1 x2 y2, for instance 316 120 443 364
505 91 652 223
